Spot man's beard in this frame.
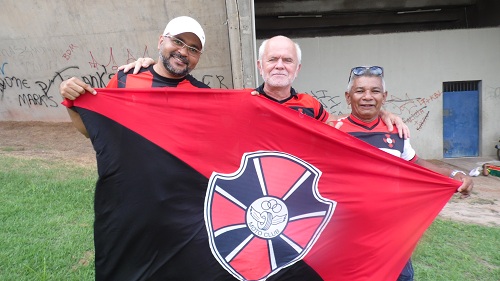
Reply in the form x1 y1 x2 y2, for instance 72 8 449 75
160 51 190 77
262 73 295 88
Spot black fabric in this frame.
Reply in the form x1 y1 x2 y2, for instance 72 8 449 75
268 260 324 281
78 108 231 280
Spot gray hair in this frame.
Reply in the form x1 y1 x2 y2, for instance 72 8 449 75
258 37 302 64
346 74 386 92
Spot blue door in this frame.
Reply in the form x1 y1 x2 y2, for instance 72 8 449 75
443 90 479 158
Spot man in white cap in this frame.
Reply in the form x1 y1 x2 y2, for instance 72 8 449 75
60 16 209 137
59 17 220 281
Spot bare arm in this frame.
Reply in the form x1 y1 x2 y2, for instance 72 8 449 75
414 158 474 198
60 77 95 137
67 108 89 138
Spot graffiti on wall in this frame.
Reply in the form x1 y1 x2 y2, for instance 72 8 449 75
1 65 80 108
202 74 229 89
88 47 124 71
0 44 231 115
384 91 441 131
1 45 52 60
308 89 346 116
305 88 442 131
1 62 7 75
486 85 500 100
62 44 78 61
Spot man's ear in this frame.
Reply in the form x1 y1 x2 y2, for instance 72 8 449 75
295 63 302 79
345 91 351 105
257 60 263 76
382 91 388 104
158 35 165 49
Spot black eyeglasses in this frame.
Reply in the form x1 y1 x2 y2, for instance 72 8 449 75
348 66 384 82
164 35 203 57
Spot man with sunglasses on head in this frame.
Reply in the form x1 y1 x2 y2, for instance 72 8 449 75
60 16 209 137
337 65 474 281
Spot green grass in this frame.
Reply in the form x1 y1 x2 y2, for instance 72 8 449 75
0 154 499 280
0 155 95 280
413 219 500 280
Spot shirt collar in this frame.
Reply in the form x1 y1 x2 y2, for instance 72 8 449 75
255 83 298 103
347 114 381 128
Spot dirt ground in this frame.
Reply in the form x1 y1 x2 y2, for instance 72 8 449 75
1 121 499 227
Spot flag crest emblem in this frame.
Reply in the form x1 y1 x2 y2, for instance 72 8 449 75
204 151 336 280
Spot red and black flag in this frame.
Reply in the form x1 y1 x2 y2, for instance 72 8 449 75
68 88 459 281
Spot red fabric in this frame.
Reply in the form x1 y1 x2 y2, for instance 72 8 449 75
69 87 459 281
61 98 73 107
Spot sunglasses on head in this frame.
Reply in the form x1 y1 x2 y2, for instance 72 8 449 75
348 66 384 83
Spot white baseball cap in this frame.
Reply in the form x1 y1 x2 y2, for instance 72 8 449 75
163 16 206 50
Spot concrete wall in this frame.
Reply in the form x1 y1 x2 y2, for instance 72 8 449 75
257 27 500 159
2 0 498 159
0 0 236 121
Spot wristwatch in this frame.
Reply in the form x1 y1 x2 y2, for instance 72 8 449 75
450 170 466 178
